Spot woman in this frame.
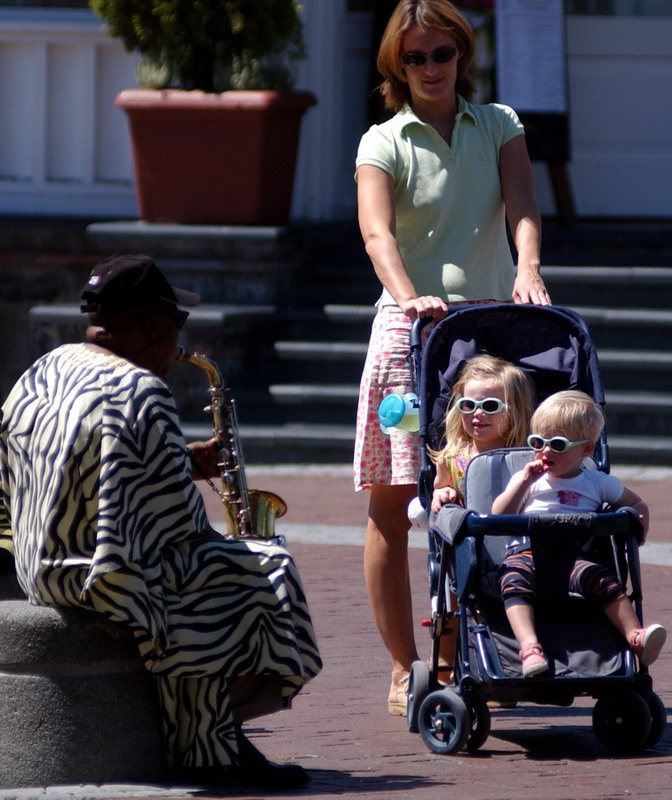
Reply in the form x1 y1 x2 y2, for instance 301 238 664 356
353 0 551 715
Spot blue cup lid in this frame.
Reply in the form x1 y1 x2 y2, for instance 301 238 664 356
378 394 405 427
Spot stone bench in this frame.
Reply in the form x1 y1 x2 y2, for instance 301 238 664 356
0 563 169 788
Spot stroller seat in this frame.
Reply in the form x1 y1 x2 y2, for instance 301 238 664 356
455 448 631 686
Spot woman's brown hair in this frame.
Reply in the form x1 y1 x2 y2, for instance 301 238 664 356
376 0 475 112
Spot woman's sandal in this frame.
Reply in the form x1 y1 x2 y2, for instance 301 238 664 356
388 673 409 716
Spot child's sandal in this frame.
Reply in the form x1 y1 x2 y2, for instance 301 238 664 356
520 642 549 678
629 624 667 667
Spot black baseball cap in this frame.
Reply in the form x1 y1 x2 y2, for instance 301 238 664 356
80 254 200 313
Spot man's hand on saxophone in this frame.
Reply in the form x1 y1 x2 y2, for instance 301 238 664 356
187 437 221 480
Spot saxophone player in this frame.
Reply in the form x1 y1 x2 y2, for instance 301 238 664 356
0 254 322 788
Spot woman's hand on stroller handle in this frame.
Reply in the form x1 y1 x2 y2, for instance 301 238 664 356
400 294 448 321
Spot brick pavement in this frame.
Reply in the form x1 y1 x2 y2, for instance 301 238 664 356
2 466 670 800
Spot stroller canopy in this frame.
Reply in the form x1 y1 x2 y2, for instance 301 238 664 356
418 304 605 454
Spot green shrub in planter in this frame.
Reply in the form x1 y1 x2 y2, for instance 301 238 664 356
89 0 306 92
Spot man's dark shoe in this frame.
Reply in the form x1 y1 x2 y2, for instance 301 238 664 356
235 731 310 788
174 733 310 789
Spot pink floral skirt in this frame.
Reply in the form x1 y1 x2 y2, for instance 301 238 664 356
353 306 430 491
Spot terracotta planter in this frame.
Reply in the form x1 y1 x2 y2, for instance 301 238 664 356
116 89 317 225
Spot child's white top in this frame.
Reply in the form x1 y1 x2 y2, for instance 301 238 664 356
505 466 625 553
523 467 624 513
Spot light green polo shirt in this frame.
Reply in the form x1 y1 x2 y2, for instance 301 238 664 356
355 98 525 304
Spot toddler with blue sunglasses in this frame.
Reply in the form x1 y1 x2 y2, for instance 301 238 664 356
493 390 665 678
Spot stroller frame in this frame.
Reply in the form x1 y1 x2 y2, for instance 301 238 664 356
404 304 666 756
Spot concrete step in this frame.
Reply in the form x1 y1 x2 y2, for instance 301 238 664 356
606 434 672 466
181 421 355 465
572 306 672 351
604 392 672 438
273 341 672 393
598 350 672 392
271 341 366 384
543 266 672 310
29 302 276 327
274 341 367 361
269 384 359 404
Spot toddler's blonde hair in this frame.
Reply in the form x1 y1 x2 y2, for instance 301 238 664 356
433 354 535 461
531 389 605 444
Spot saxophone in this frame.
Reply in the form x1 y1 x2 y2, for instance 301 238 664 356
176 347 287 540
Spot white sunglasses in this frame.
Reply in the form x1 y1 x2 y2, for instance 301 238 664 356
527 434 589 453
456 397 508 415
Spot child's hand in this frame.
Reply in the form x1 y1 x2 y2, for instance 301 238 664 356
521 459 544 483
431 486 459 513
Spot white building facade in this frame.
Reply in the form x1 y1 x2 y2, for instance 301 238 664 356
0 1 670 222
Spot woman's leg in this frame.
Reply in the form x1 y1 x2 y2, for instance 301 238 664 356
364 482 420 708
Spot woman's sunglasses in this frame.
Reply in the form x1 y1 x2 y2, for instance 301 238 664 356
401 46 459 68
456 397 508 415
527 434 589 453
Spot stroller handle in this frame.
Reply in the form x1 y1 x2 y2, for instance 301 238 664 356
453 507 644 543
410 316 432 350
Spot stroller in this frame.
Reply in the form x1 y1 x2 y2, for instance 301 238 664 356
403 303 666 756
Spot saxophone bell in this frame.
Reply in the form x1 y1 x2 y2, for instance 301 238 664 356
176 347 287 542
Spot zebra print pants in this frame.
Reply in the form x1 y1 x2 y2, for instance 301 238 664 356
123 537 321 770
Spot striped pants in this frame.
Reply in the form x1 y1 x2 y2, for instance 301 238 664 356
498 548 626 610
92 537 322 770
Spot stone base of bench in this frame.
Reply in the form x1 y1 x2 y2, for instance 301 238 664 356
0 570 168 788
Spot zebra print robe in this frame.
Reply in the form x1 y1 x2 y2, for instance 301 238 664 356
0 344 321 768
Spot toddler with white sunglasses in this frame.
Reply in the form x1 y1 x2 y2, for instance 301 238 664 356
407 353 536 690
428 353 535 515
493 389 665 678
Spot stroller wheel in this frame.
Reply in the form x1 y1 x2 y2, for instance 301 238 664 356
593 689 652 754
407 660 432 734
643 691 667 750
466 695 491 753
418 689 470 755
